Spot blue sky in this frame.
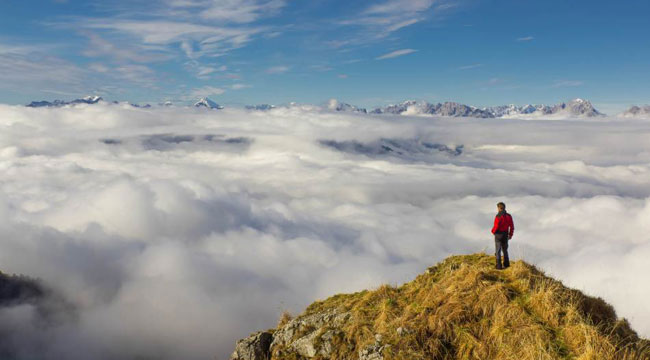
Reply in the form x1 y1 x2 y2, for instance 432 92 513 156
1 0 649 113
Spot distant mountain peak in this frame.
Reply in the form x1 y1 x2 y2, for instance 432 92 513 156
371 100 495 118
194 97 224 109
245 104 276 111
82 95 102 103
326 99 367 113
620 105 650 118
26 95 103 108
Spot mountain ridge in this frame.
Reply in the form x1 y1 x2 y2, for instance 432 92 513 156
229 253 649 360
620 105 650 119
364 98 604 118
24 96 648 119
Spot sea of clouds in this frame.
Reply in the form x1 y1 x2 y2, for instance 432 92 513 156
0 103 649 359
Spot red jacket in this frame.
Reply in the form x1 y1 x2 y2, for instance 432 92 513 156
492 212 514 237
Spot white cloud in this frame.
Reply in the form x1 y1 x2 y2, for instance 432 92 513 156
0 104 648 360
486 77 503 85
517 36 535 42
0 49 87 95
265 65 290 74
165 0 286 23
113 64 158 88
59 0 286 68
80 19 261 48
458 63 483 70
376 48 417 60
310 64 333 72
184 61 228 79
185 85 226 99
332 0 455 48
81 32 170 63
552 80 584 88
88 63 110 73
230 83 251 90
364 0 435 15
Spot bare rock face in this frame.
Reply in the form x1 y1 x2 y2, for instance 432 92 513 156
270 309 351 358
228 309 353 360
229 331 273 360
551 98 603 117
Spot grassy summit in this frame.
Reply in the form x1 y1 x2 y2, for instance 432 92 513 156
234 253 649 360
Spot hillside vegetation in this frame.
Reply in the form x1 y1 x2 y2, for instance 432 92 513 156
230 254 649 360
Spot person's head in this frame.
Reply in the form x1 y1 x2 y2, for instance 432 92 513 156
497 202 506 212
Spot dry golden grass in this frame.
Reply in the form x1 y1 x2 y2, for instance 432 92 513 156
271 253 650 360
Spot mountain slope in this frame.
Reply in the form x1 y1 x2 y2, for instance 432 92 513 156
230 254 649 360
194 97 224 109
370 101 495 118
326 99 367 113
26 96 103 107
620 105 650 119
366 98 605 118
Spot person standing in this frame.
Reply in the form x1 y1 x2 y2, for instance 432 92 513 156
491 202 514 269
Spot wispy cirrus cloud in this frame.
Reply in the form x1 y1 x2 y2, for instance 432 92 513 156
164 0 286 24
331 0 456 50
77 19 262 52
0 51 86 93
517 36 534 42
0 42 161 97
486 77 504 85
364 0 435 16
376 49 417 60
81 31 170 63
47 0 289 89
266 65 290 74
184 60 228 80
231 83 252 90
458 63 483 70
184 85 226 99
552 80 584 88
310 64 333 72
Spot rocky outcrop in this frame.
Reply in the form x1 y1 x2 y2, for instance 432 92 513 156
270 309 351 359
229 309 354 360
229 331 273 360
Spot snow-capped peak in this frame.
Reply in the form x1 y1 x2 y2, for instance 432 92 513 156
194 97 223 109
82 95 102 103
326 99 367 113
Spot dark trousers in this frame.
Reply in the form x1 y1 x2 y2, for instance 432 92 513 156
494 232 509 269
